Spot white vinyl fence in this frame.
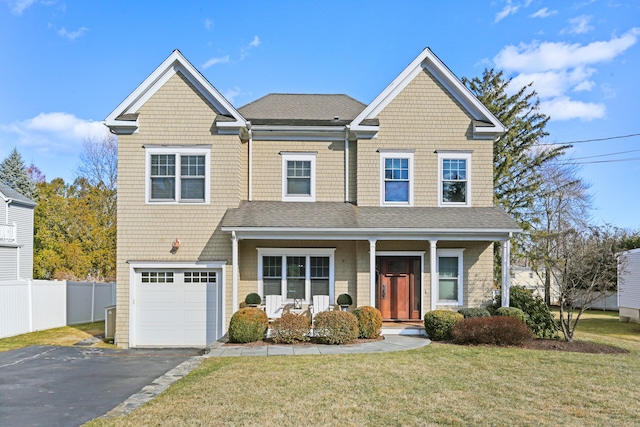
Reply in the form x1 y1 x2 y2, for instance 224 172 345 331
0 280 116 339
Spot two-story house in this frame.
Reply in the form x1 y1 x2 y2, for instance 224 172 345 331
105 48 519 348
0 181 35 280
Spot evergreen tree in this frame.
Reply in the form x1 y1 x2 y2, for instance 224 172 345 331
462 69 568 230
0 148 37 199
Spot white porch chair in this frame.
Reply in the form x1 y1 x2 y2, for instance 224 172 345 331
311 294 331 320
265 295 283 321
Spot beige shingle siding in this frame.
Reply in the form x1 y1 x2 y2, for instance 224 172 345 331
356 69 494 207
251 140 345 202
115 72 240 347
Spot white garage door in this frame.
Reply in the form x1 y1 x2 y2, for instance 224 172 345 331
135 270 222 347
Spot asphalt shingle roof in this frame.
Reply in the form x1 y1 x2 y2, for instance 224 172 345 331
0 181 36 206
238 94 371 125
221 201 520 232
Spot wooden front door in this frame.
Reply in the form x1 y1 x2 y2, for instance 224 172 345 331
377 257 420 320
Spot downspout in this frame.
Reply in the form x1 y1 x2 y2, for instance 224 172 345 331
247 121 253 202
344 126 350 203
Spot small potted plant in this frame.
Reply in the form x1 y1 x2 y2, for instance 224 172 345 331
337 293 353 311
245 292 262 307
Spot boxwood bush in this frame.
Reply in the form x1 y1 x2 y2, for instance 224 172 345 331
228 307 268 343
452 316 534 346
314 310 359 344
494 307 528 323
423 310 464 341
244 292 262 305
352 306 383 339
271 313 310 344
457 307 491 318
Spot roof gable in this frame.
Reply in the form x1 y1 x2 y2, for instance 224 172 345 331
104 50 245 135
350 48 505 140
0 181 36 207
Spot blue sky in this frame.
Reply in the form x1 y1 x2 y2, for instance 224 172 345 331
1 0 638 229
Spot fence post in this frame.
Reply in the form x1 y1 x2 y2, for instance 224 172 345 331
27 279 33 332
91 282 96 322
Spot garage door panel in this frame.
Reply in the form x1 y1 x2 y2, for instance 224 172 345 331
138 288 177 303
138 309 178 323
183 287 206 303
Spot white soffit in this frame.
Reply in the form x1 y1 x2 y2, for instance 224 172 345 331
104 50 245 134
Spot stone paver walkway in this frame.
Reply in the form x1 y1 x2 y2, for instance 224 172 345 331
101 335 430 419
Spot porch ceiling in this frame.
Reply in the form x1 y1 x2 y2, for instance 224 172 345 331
221 201 520 241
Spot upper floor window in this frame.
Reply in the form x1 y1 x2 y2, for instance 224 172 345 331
145 146 210 204
438 151 471 206
380 150 414 206
282 152 316 202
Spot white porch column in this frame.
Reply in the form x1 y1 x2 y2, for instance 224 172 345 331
501 236 512 307
369 239 377 306
232 231 239 313
429 240 438 311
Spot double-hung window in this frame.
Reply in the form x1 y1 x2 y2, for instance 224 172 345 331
436 249 464 305
146 146 210 203
282 152 316 202
258 248 335 302
380 150 414 205
438 151 471 206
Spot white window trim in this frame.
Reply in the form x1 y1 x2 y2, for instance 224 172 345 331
257 248 335 303
281 152 316 202
438 151 471 207
436 248 465 306
379 150 414 206
145 146 210 204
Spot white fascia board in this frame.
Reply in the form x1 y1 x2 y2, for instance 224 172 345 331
250 125 348 141
105 50 245 133
350 48 506 138
127 260 227 269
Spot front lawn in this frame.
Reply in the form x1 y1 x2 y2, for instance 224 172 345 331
0 322 114 352
88 310 640 426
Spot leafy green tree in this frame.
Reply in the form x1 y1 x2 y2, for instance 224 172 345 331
0 147 37 199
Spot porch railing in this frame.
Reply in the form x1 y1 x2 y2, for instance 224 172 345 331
0 223 16 242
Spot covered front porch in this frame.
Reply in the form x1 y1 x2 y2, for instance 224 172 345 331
221 201 520 321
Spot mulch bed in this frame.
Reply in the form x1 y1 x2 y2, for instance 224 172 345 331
520 338 628 354
223 336 385 347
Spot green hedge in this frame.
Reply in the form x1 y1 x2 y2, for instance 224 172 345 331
423 310 464 341
228 307 268 343
352 306 383 339
314 310 359 344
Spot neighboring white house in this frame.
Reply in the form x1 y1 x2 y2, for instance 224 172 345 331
619 248 640 323
0 181 36 280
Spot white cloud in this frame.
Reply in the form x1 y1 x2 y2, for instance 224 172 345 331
0 112 108 154
249 35 260 48
540 97 605 121
494 28 640 73
530 7 557 18
222 87 241 104
202 55 230 69
495 1 519 22
5 0 36 15
563 15 593 34
573 80 594 92
204 18 213 29
58 26 89 41
509 67 596 98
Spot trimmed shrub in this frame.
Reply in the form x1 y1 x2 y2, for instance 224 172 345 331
336 293 353 306
488 286 558 338
244 292 262 305
423 310 464 341
271 313 310 344
494 307 528 323
314 310 359 345
458 308 491 318
228 307 268 343
452 316 534 346
352 306 383 339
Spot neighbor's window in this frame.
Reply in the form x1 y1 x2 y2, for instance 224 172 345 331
146 146 210 203
380 151 414 205
281 153 316 202
438 152 471 206
437 249 464 305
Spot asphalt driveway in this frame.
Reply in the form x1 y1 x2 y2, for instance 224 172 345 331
0 345 200 427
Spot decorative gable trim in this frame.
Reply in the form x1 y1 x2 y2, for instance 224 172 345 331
350 48 506 140
104 50 245 135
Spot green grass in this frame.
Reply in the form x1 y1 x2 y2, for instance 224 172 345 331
0 322 114 352
87 310 640 427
